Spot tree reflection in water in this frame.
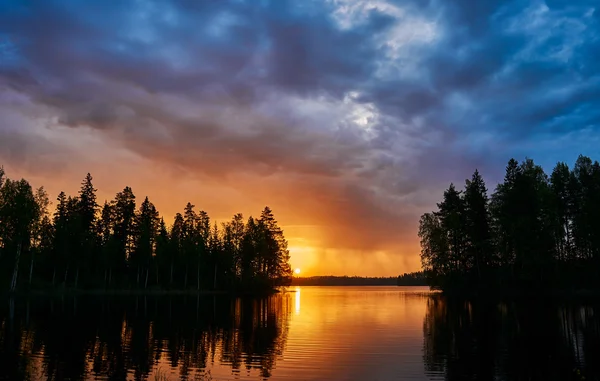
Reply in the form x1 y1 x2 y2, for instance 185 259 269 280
0 294 291 380
423 295 600 381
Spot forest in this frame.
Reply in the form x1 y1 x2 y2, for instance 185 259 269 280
419 155 600 293
0 168 293 293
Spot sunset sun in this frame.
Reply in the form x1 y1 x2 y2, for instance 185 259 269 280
294 268 301 275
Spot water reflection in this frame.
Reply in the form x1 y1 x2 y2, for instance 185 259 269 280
0 294 291 380
3 288 600 381
423 296 600 381
294 288 300 315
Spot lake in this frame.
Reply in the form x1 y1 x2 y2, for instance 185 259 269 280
1 286 599 380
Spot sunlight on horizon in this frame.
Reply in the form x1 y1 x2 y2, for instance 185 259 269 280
288 245 316 274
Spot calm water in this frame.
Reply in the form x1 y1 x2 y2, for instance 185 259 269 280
1 286 600 381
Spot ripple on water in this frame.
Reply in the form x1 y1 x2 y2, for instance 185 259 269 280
1 287 599 380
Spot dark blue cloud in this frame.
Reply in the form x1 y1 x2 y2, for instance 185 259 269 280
0 0 599 251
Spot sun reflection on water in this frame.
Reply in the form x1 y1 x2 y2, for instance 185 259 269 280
295 287 301 315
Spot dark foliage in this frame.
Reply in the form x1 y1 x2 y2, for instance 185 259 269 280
423 296 600 381
420 155 600 293
0 294 291 380
0 169 292 293
396 271 427 286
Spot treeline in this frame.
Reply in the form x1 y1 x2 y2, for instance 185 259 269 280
396 271 427 286
291 276 398 286
419 155 600 292
0 168 292 293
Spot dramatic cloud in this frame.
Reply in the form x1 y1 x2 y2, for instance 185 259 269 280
0 0 598 275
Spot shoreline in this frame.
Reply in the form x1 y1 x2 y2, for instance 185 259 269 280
0 288 281 298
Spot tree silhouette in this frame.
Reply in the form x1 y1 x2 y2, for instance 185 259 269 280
28 186 51 286
132 197 159 288
422 295 600 380
0 179 39 291
0 294 291 380
0 168 293 293
463 170 492 284
421 155 600 292
76 173 98 286
259 206 292 287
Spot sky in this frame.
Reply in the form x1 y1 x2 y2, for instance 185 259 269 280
0 0 599 276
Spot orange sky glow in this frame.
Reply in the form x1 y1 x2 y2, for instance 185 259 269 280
1 121 422 276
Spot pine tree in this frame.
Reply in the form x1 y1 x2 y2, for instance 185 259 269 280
550 162 573 262
182 203 198 289
490 159 521 277
52 191 69 287
0 170 294 293
0 178 39 291
97 201 116 287
241 216 258 286
133 197 159 288
259 207 292 287
418 212 449 288
463 170 492 284
75 173 98 287
29 186 51 285
155 218 170 286
436 184 466 276
170 213 184 288
112 187 136 285
65 196 81 287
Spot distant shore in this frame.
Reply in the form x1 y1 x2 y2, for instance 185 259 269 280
291 275 428 287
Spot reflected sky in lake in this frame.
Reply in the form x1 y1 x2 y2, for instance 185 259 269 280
1 287 599 380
